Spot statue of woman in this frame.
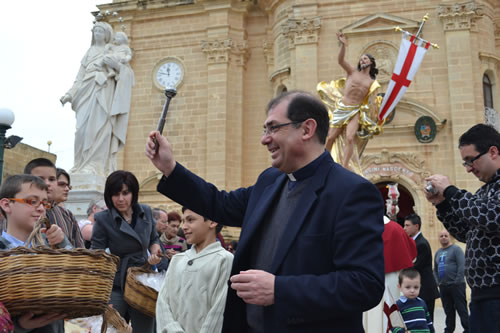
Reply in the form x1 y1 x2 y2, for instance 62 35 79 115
61 22 134 177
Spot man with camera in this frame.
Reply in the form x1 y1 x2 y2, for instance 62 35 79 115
425 124 500 331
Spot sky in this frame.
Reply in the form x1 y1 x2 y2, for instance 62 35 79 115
0 0 108 171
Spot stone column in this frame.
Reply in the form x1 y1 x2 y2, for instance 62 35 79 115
201 39 232 188
438 1 482 188
201 37 249 189
227 40 250 189
282 17 321 93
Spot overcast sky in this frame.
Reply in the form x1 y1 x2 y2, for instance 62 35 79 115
0 1 107 171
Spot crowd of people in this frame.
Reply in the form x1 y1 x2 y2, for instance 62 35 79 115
0 28 498 333
0 107 497 333
0 157 237 333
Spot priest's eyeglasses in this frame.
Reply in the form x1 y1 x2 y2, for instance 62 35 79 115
8 198 51 209
462 150 488 168
262 121 303 136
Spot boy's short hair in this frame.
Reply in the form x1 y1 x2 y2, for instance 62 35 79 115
181 207 207 220
398 267 420 285
168 211 182 222
24 158 56 174
181 206 223 233
0 174 48 218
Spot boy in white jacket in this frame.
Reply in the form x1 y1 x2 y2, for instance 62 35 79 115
156 207 233 333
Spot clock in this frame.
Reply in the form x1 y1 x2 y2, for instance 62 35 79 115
153 57 185 90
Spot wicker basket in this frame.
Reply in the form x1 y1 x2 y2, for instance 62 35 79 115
0 246 119 319
102 306 130 333
67 305 130 333
123 265 159 317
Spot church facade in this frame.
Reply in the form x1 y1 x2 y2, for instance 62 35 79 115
96 0 499 244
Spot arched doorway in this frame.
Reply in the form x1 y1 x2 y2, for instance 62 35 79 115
376 181 415 226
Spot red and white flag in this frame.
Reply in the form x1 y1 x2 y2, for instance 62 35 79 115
378 33 430 124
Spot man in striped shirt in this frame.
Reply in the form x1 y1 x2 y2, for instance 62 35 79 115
24 158 84 248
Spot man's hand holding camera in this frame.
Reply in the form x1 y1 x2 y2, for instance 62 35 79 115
424 174 452 205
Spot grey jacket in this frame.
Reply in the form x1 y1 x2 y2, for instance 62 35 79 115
91 203 160 290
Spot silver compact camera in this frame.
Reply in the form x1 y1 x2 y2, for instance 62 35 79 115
425 181 438 195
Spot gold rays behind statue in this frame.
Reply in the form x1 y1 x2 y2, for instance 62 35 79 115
317 78 384 175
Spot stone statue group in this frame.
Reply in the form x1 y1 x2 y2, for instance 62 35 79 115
60 23 381 178
61 22 135 177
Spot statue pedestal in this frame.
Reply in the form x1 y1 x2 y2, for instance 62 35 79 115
65 173 106 221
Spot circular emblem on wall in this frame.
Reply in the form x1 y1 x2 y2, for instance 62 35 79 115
362 41 398 84
414 116 437 143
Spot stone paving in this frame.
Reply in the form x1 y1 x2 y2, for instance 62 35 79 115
433 306 465 333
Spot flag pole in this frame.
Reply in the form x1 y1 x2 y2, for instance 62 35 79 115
393 13 439 49
414 13 429 40
393 26 439 49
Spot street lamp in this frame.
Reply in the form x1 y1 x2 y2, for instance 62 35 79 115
0 108 15 184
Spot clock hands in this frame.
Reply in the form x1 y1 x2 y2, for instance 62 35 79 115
155 59 183 90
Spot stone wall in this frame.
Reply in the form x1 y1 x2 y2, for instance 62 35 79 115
2 143 56 182
98 0 499 244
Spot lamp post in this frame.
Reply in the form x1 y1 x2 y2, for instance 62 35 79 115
0 108 15 184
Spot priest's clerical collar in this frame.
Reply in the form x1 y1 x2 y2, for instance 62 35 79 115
286 150 329 182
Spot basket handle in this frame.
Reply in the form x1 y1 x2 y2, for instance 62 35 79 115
100 316 108 333
141 262 153 270
25 217 57 249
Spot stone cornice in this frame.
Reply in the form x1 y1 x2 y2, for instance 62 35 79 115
479 52 500 64
437 1 483 31
231 40 251 68
97 0 195 12
201 38 250 66
269 66 290 82
201 39 233 63
281 16 321 48
342 13 420 35
479 52 500 72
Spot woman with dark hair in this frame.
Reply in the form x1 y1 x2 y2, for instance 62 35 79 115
54 168 71 205
91 170 161 332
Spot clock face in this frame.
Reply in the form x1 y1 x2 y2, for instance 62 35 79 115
155 61 183 89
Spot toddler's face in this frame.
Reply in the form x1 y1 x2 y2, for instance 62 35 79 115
113 33 126 45
399 276 421 299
